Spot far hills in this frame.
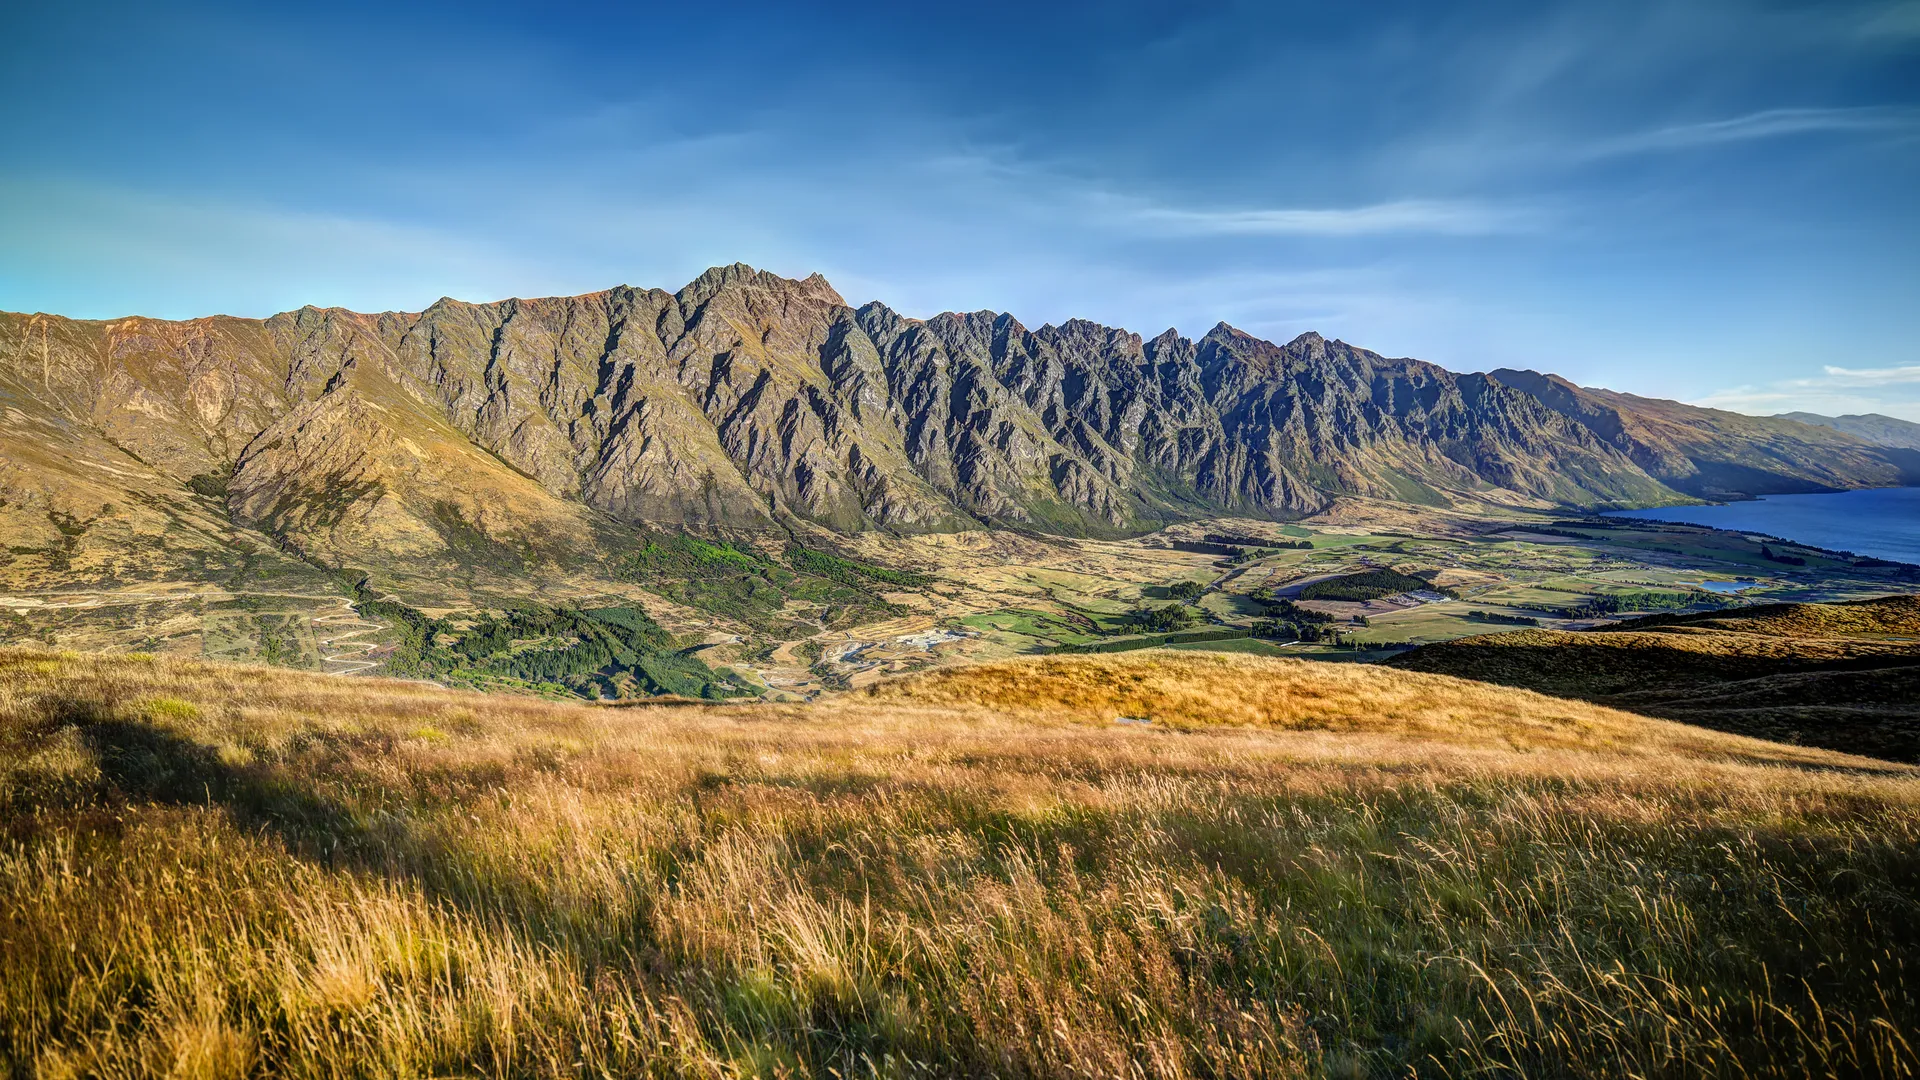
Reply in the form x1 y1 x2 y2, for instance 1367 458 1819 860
3 263 1917 599
1776 410 1920 451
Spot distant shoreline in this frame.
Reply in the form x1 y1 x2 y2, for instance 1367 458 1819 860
1599 487 1920 566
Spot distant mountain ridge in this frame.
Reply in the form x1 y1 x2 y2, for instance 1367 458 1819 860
1775 411 1920 451
1488 369 1919 499
3 263 1915 591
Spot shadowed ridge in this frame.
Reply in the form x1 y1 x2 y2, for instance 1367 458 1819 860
1387 594 1920 761
4 265 1917 595
1598 593 1920 637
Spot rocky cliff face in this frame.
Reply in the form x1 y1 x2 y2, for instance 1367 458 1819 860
3 264 1912 584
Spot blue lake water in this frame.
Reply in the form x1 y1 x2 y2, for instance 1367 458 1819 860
1601 487 1920 565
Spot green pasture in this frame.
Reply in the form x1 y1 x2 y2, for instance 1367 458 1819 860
1160 637 1298 656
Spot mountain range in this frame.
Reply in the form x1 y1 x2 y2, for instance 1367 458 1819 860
4 263 1917 594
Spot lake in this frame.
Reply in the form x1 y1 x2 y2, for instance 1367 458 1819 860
1601 487 1920 565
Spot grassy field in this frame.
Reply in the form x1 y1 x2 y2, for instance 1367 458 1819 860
201 611 322 670
1349 603 1527 647
955 608 1104 651
3 647 1918 1077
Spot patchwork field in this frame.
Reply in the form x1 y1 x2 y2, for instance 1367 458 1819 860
2 499 1915 700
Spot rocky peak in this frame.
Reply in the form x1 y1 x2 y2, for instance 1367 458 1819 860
676 263 847 310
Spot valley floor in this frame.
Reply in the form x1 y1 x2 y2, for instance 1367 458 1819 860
2 647 1917 1078
789 500 1920 688
3 499 1916 709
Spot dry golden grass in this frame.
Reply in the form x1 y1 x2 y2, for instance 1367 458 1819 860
2 646 1917 1078
862 650 1869 760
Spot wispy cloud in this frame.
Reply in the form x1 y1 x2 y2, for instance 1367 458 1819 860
916 149 1542 239
1819 363 1920 386
1696 362 1920 422
1125 198 1544 237
1587 106 1920 157
1855 1 1920 41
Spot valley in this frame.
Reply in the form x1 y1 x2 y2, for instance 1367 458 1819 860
7 495 1911 709
4 269 1919 1079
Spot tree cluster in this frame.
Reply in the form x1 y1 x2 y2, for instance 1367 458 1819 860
1121 603 1196 633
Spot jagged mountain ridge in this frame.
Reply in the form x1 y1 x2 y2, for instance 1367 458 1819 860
2 264 1913 584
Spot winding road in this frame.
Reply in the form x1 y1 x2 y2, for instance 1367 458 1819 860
311 597 383 675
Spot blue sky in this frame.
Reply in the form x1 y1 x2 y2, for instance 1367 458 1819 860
3 1 1918 417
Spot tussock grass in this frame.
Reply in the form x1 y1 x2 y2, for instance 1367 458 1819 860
864 651 1830 757
2 647 1918 1078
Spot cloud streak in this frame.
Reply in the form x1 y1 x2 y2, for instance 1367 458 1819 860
918 150 1544 239
1820 363 1920 386
1587 106 1920 157
1696 361 1920 422
1126 198 1544 237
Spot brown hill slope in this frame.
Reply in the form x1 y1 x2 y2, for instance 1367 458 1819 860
0 361 331 595
2 647 1915 1077
1385 595 1920 760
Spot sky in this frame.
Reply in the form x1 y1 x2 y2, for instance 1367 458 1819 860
3 0 1918 418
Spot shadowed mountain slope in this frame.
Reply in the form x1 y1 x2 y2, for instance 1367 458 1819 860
1385 595 1920 761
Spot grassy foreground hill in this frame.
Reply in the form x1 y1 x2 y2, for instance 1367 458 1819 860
3 648 1918 1077
1386 595 1920 762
